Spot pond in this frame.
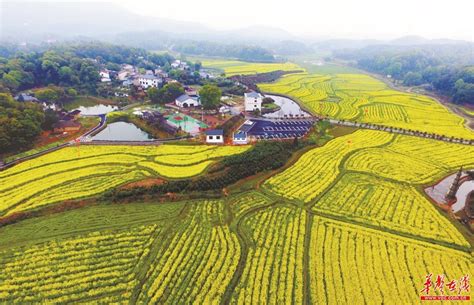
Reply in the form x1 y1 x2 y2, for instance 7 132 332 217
92 122 154 141
75 104 118 115
166 113 208 135
425 169 474 212
263 94 311 118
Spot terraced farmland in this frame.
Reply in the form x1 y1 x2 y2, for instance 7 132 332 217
201 59 302 76
0 225 157 303
231 205 305 304
309 216 473 304
1 188 471 303
259 72 474 138
264 129 473 247
1 60 472 303
0 144 249 216
264 129 395 203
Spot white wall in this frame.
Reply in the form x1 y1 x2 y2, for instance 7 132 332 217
244 97 262 111
206 135 224 144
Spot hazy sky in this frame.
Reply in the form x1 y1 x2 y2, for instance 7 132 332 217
15 0 474 40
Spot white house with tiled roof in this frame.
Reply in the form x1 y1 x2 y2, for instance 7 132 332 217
138 74 162 89
175 94 200 108
244 91 263 112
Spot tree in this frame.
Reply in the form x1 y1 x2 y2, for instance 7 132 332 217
35 87 63 103
262 97 275 105
1 74 20 91
315 120 331 137
66 88 78 97
147 87 160 103
0 93 44 154
42 109 59 130
194 61 202 71
199 84 222 110
159 82 184 104
403 72 423 86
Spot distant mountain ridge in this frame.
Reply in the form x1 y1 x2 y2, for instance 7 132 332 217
1 2 471 56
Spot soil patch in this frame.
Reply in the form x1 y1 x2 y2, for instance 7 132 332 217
121 178 166 189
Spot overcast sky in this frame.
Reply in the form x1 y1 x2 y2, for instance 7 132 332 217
15 0 474 40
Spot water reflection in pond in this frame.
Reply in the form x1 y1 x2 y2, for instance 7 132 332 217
92 122 154 141
263 94 311 118
425 169 474 212
76 104 118 115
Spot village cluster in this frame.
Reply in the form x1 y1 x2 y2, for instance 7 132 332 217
94 60 315 144
12 58 315 148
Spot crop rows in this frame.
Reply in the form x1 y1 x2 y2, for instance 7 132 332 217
259 71 474 138
139 200 240 304
231 206 305 304
265 130 393 202
201 60 301 76
0 194 471 303
346 135 474 183
229 191 274 219
0 145 249 215
309 216 473 304
0 225 157 303
312 173 469 246
265 129 472 249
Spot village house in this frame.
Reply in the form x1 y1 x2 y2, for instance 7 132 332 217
233 131 248 144
99 70 111 82
175 94 200 107
244 91 263 112
117 71 129 81
171 60 189 70
52 120 81 134
138 74 162 89
15 93 39 102
205 129 224 144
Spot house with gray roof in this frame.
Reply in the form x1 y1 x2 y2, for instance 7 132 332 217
138 74 163 88
205 129 224 144
15 93 39 103
175 94 200 108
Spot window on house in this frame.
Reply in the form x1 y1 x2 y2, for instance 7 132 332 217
209 136 213 140
216 136 221 140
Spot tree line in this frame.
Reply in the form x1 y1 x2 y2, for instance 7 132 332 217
0 94 45 155
335 44 474 105
103 141 302 202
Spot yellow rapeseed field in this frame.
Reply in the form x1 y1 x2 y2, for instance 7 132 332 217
0 144 249 215
201 59 302 76
259 73 474 139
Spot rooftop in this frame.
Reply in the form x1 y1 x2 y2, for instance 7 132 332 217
139 74 159 80
205 129 224 136
239 120 256 132
15 93 39 102
244 91 262 99
234 131 247 139
176 94 198 102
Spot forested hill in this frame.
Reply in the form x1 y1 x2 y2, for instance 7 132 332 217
0 42 174 95
334 43 474 105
